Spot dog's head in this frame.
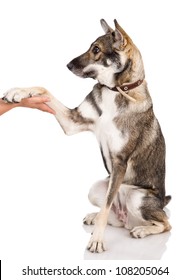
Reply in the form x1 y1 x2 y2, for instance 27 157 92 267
67 19 142 87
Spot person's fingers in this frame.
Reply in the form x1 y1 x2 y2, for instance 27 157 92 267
23 96 51 104
20 96 55 114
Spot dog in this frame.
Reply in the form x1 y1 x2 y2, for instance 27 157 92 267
3 19 171 253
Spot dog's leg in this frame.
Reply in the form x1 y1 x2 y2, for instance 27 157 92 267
124 187 171 238
130 221 170 238
3 87 94 134
87 162 126 253
84 179 124 227
130 211 171 238
2 87 48 103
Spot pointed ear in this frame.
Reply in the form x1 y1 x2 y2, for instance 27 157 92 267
100 19 113 34
113 19 132 50
114 28 126 48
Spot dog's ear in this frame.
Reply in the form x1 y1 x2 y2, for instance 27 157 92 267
113 19 133 50
100 19 113 34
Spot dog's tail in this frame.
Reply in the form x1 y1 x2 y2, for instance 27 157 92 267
164 195 172 207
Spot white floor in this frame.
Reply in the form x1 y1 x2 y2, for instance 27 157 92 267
83 224 171 260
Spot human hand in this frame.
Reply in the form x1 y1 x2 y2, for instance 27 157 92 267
18 96 55 114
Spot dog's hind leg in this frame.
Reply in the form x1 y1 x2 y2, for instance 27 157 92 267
126 189 171 238
85 182 171 240
130 210 171 238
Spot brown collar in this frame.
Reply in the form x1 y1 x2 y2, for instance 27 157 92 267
110 79 144 92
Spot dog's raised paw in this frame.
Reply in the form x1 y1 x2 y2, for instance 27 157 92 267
83 212 98 225
3 87 48 103
3 88 23 103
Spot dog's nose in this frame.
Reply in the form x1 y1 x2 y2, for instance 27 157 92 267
67 62 74 71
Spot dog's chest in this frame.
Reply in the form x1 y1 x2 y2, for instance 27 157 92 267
94 88 127 172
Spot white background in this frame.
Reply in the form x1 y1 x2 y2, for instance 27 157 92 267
0 0 189 279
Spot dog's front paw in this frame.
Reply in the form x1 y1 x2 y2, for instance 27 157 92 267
83 212 98 225
87 237 106 253
2 88 25 103
2 87 48 103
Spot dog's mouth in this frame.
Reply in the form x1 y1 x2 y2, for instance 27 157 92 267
67 61 97 79
82 65 97 79
82 70 97 79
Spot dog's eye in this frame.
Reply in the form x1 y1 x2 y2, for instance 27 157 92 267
92 46 100 54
